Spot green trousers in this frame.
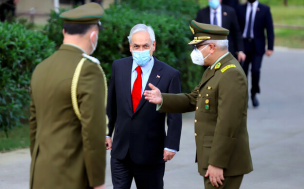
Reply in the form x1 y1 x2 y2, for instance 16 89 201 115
204 175 244 189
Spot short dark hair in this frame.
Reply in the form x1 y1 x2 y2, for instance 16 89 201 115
63 23 98 35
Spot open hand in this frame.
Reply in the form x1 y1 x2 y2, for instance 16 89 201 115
144 83 162 104
163 150 176 161
205 165 224 187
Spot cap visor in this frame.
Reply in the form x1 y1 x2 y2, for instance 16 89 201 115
188 39 204 45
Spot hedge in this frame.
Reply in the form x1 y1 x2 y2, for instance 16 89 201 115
0 22 56 137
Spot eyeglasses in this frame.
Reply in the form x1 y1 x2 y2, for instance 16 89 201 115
193 43 209 50
195 43 209 48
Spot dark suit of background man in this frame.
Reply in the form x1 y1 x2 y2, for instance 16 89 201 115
195 0 246 62
0 0 18 22
222 0 239 11
236 0 274 107
105 24 182 189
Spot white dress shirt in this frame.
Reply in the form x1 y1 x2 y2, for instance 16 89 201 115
242 1 259 38
210 5 222 27
131 57 154 95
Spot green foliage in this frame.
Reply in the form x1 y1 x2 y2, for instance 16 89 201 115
43 2 203 92
0 125 30 152
123 0 200 20
0 22 56 137
43 9 68 48
258 0 304 6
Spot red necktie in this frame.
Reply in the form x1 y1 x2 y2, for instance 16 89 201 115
132 66 142 113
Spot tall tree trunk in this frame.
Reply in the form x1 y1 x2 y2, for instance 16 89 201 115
284 0 288 6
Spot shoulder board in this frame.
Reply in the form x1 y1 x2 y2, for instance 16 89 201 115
82 53 100 65
221 64 236 73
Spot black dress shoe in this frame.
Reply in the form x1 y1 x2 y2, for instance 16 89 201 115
251 94 259 107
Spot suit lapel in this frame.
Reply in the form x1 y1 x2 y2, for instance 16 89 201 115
134 57 163 114
206 8 211 24
221 7 226 28
123 57 133 112
253 3 261 30
200 67 216 88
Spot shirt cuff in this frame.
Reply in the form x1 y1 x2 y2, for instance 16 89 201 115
164 148 177 153
106 136 111 138
156 96 163 111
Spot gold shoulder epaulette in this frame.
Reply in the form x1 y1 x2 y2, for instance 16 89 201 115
221 64 236 73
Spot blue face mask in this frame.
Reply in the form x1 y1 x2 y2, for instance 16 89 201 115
209 0 220 9
132 49 151 67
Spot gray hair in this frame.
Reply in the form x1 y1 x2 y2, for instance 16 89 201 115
128 24 156 44
206 40 229 50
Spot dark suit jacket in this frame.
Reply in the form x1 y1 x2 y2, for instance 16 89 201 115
195 5 244 55
236 3 274 55
107 56 182 165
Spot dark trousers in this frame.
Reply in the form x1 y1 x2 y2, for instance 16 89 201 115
111 153 165 189
242 39 264 95
204 175 244 189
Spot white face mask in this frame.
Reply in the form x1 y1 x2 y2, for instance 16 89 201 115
90 31 98 55
190 45 211 66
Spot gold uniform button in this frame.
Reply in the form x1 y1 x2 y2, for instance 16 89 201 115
206 94 209 97
199 94 201 97
195 133 197 137
205 99 209 104
195 119 197 123
196 107 198 110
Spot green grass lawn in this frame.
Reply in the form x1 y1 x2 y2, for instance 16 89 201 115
0 125 30 152
271 5 304 48
271 6 304 26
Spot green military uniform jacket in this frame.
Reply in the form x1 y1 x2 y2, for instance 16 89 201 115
160 53 253 177
29 44 107 189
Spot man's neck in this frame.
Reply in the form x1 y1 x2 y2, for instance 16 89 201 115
207 51 229 66
63 36 90 54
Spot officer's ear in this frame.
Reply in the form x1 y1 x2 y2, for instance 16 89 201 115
209 43 216 54
62 29 66 35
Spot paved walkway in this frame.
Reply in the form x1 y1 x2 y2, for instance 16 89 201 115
1 47 304 189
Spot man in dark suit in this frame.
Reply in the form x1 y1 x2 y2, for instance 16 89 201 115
105 24 182 189
236 0 274 107
195 0 246 62
222 0 239 11
0 0 18 22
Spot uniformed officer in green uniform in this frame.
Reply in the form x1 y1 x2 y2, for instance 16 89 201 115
144 20 253 189
29 3 107 189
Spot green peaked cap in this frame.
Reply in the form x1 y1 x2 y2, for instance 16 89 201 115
60 3 104 24
188 20 229 45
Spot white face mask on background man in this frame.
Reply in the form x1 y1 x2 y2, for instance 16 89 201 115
190 45 211 66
